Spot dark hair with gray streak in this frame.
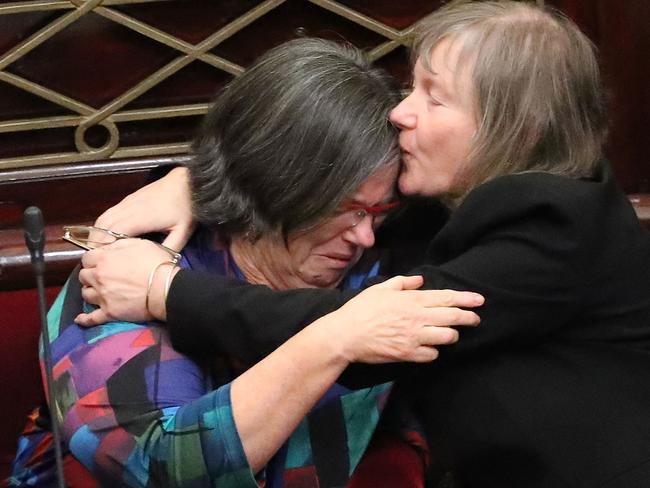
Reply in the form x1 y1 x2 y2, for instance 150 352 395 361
187 38 400 239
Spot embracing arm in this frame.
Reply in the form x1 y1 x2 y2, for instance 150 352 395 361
166 172 604 363
166 269 350 362
230 274 463 469
94 166 194 251
51 271 466 486
76 241 482 379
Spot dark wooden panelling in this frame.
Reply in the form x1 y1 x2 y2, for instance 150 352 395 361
1 0 643 193
375 45 412 88
113 0 263 45
0 10 62 54
211 0 387 67
1 172 147 230
124 61 233 110
0 0 648 294
0 79 71 121
0 158 183 290
0 127 76 159
118 116 203 147
547 0 650 195
337 0 444 30
7 13 179 109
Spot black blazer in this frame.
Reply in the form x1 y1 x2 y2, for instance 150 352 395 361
166 167 650 487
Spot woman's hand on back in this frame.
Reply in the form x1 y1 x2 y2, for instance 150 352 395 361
316 275 483 364
94 166 194 251
76 239 176 326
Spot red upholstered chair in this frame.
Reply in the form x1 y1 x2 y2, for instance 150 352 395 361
0 287 59 481
348 431 428 488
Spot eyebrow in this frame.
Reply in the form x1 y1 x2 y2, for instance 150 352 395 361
419 65 453 101
343 200 401 215
347 191 397 207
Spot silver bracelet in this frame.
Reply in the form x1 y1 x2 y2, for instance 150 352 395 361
146 261 176 317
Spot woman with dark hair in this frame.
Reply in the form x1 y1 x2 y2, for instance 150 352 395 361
78 1 650 486
7 38 482 487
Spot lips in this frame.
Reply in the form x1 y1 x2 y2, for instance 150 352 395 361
321 253 355 269
323 253 353 262
399 142 413 161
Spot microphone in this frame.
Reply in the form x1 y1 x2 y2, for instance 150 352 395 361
23 206 66 488
23 206 45 272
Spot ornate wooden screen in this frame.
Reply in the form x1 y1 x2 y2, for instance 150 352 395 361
0 0 647 291
0 0 462 170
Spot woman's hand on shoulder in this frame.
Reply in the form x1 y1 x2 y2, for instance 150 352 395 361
95 166 194 251
315 275 483 364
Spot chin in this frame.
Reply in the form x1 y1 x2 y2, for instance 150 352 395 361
304 270 345 289
398 173 424 197
400 174 453 198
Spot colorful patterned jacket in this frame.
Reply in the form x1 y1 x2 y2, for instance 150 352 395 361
6 235 394 487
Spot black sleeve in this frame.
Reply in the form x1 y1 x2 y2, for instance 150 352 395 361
411 173 591 362
165 175 588 376
165 200 445 386
167 177 588 377
167 271 351 362
166 272 416 387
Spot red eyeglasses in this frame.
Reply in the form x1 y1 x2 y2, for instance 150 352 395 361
334 199 402 231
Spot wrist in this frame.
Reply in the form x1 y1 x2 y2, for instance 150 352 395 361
307 313 352 367
147 263 179 321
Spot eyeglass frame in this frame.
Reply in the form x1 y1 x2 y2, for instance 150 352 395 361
336 199 402 229
62 225 181 265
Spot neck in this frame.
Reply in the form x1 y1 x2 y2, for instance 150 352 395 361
230 235 309 290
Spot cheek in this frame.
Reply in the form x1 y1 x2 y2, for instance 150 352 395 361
454 121 476 152
287 229 335 266
397 171 415 194
398 163 431 195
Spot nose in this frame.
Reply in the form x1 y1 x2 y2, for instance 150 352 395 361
343 215 375 249
389 95 416 130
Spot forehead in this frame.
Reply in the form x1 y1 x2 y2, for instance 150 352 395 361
348 163 399 204
418 38 460 75
416 38 475 102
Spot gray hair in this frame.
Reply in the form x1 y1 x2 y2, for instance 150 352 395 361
413 0 608 200
188 38 400 238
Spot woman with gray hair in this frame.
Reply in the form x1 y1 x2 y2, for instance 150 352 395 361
79 1 650 485
9 38 483 487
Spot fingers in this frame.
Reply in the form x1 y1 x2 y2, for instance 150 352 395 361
411 346 439 363
95 189 154 237
94 200 135 235
81 245 112 269
93 207 116 230
421 306 481 328
78 267 98 288
418 325 460 346
413 289 484 309
75 309 111 327
80 285 99 305
376 275 424 291
161 224 194 251
370 280 484 309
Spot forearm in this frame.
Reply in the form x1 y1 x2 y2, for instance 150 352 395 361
165 270 408 388
231 315 350 471
166 269 350 362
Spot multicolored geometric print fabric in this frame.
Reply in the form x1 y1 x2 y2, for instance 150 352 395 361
6 236 393 487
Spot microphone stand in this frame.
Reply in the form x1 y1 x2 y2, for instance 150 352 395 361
23 206 66 488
